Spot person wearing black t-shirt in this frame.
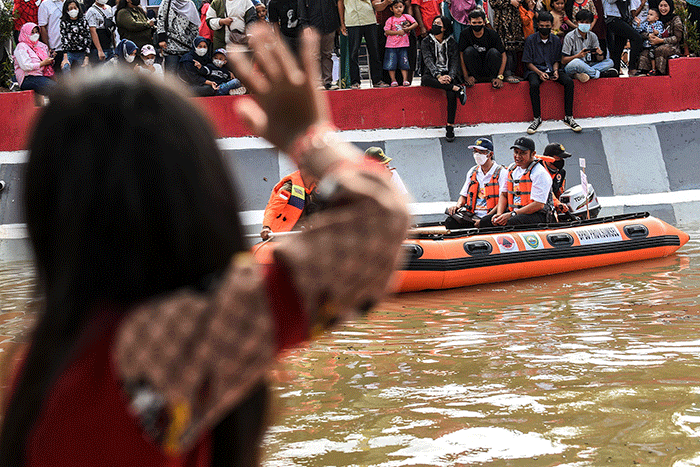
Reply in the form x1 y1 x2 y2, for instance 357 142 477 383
269 0 301 54
458 9 507 88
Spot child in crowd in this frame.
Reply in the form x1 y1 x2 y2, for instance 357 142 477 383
550 0 575 39
520 0 536 37
136 43 163 77
203 48 247 95
636 8 663 74
384 0 418 86
60 0 91 72
256 3 268 21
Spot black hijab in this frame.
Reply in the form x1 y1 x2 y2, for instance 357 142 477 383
657 0 675 23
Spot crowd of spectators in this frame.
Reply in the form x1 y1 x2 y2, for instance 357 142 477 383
10 0 697 133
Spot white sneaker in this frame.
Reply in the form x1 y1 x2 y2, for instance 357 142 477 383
574 72 590 83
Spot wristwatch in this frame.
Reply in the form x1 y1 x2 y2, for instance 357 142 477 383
497 74 504 80
511 211 517 217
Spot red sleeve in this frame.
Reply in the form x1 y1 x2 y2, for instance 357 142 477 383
265 260 309 352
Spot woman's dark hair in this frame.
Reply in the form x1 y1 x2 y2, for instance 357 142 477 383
564 0 574 21
468 8 486 20
434 15 453 37
538 10 554 23
575 8 595 22
0 70 247 466
61 0 84 21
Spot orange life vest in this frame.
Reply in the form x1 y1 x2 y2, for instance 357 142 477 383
465 165 502 213
263 171 310 232
506 160 546 210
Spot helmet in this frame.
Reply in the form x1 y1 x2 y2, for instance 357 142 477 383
559 184 601 218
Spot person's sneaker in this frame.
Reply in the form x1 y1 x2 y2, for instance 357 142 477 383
229 86 247 95
527 117 542 134
600 69 619 78
574 72 590 83
373 81 390 88
446 125 455 142
458 85 467 105
563 116 582 132
324 82 339 90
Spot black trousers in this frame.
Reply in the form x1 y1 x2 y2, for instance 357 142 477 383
527 71 574 118
479 210 548 227
462 47 502 81
348 23 382 85
421 73 458 124
606 17 643 71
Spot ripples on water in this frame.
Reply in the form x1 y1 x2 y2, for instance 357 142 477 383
0 230 699 466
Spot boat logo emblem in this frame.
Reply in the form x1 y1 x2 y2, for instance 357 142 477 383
495 234 519 252
518 233 544 250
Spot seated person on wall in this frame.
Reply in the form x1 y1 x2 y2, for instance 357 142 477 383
539 142 571 215
479 137 554 227
445 137 507 229
561 9 617 82
458 9 508 89
260 168 319 240
523 11 582 135
364 147 409 195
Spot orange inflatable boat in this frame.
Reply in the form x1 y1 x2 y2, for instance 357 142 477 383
252 213 690 293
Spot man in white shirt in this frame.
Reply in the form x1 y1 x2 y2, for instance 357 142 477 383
445 137 507 229
479 137 553 227
38 0 64 71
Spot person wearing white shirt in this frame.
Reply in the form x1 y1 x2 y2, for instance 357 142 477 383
38 0 64 71
445 137 508 229
479 137 553 227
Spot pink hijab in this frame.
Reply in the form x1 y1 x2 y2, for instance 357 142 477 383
18 22 50 62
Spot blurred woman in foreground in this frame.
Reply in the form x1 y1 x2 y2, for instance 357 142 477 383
0 25 409 467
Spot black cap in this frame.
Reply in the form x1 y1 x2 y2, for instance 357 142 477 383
510 137 535 152
543 143 572 158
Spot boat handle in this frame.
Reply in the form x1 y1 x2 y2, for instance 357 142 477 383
623 224 649 238
403 244 424 259
547 233 574 247
463 241 493 256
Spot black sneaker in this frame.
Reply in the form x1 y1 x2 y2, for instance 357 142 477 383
458 85 467 105
600 69 619 78
527 117 542 134
563 116 582 132
446 125 455 142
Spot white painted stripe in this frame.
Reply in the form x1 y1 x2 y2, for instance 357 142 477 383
4 190 699 239
0 151 28 164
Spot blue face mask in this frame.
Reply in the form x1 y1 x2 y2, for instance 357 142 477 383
578 23 591 33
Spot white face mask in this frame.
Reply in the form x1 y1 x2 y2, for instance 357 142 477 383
95 0 106 5
473 152 489 166
125 54 135 63
143 58 155 66
68 8 79 18
213 59 225 68
29 33 40 42
195 47 207 56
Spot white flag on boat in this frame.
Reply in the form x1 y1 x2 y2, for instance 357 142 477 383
579 158 588 195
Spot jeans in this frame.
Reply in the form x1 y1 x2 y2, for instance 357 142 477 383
62 51 87 72
383 48 410 70
89 48 115 64
462 47 502 81
527 71 574 118
347 23 382 85
216 78 242 95
606 17 643 71
564 57 615 78
20 75 57 96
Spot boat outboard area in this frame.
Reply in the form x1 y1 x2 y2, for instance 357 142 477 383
253 211 689 293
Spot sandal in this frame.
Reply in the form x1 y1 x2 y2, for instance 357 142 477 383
505 75 521 84
390 81 399 87
403 81 411 86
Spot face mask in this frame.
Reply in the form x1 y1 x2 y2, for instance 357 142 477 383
68 8 79 18
29 33 40 42
213 59 225 68
539 27 551 37
430 24 442 35
473 152 489 166
553 159 565 170
125 54 135 63
95 0 106 5
195 47 208 56
578 23 591 33
471 24 484 32
144 58 155 66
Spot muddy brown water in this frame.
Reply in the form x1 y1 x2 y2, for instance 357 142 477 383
0 226 699 466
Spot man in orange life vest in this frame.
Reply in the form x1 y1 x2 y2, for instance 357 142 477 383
479 136 553 227
540 142 571 214
444 137 507 228
260 168 318 240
